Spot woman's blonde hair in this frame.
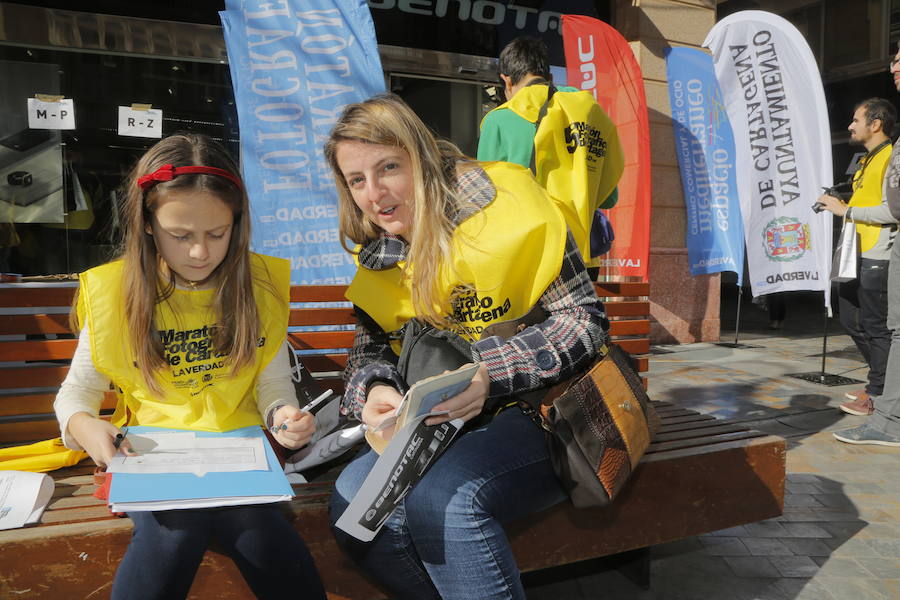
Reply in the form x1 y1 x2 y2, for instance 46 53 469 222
75 133 267 391
324 94 475 327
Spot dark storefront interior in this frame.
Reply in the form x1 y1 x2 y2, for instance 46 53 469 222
0 1 610 276
3 0 895 277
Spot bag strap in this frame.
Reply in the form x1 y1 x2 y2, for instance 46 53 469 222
529 82 558 175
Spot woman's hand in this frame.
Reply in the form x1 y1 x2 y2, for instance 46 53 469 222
426 363 489 426
362 384 403 444
272 405 316 450
66 412 133 468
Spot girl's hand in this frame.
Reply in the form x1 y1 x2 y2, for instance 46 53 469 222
426 363 489 426
362 384 403 443
66 412 134 468
272 405 316 450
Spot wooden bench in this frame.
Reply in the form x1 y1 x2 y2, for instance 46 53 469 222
0 281 786 599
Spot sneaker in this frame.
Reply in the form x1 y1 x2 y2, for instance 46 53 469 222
833 424 900 447
844 389 865 401
840 391 873 416
768 320 782 330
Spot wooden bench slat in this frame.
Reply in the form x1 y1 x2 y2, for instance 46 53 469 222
655 414 719 426
648 430 768 454
289 307 356 327
0 419 65 443
604 301 650 317
289 285 350 303
594 282 650 297
0 339 78 362
612 338 650 355
0 285 76 308
297 354 349 372
314 377 346 395
0 391 117 418
287 331 355 350
652 423 752 443
0 313 72 335
0 365 71 389
608 319 650 336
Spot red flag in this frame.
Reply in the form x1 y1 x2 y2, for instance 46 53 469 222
563 15 651 280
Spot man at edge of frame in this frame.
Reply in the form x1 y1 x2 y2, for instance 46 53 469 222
826 47 900 448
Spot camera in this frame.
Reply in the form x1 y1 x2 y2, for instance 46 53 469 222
812 183 851 213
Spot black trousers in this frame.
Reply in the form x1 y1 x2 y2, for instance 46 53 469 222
838 258 891 396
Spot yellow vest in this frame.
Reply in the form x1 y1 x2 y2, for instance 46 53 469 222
346 162 567 351
486 85 624 266
849 142 892 253
77 253 290 432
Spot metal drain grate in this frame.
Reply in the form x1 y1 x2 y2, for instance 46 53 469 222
786 372 865 386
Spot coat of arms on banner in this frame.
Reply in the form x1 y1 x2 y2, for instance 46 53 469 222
763 217 811 262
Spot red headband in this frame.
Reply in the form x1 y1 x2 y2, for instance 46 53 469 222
137 164 243 191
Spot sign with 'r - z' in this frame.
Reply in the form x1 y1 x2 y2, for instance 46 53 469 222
118 106 163 138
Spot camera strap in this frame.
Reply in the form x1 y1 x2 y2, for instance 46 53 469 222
853 139 891 190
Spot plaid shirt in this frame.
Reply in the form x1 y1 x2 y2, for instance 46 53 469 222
341 164 609 420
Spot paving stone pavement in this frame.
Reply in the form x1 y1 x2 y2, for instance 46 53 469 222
524 295 899 600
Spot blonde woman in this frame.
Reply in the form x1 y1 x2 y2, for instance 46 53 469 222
326 94 609 600
53 134 325 600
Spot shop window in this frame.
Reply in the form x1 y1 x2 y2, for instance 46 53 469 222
0 45 236 277
390 75 489 158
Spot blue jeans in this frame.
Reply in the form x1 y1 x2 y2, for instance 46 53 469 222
112 504 325 600
329 408 566 600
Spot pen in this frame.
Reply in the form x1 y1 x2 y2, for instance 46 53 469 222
300 389 333 416
270 390 333 435
113 427 129 450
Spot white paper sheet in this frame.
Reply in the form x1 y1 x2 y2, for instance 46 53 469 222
0 471 54 531
107 431 268 476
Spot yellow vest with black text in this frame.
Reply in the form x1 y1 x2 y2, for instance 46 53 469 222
849 142 892 253
484 85 624 266
77 253 290 432
346 162 567 352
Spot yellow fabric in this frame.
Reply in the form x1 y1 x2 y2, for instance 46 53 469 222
849 143 892 253
346 162 567 350
77 253 290 432
0 438 87 472
485 86 624 266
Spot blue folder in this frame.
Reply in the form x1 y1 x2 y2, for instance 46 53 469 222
108 425 293 511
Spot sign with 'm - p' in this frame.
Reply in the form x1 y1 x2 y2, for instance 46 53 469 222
118 106 163 138
27 97 75 129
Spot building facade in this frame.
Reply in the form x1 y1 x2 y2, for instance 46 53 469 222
3 1 887 343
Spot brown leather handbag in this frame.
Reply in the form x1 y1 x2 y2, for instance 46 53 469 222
526 344 660 508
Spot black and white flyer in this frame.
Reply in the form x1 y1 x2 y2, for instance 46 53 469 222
334 363 480 541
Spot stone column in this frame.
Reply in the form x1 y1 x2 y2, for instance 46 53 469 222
614 0 721 344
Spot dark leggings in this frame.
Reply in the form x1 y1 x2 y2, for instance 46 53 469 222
112 504 325 600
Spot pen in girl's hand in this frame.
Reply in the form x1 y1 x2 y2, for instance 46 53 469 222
113 427 129 450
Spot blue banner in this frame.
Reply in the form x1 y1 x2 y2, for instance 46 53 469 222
666 47 744 284
221 0 385 284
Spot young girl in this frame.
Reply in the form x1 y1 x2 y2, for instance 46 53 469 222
53 133 326 600
325 94 609 599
